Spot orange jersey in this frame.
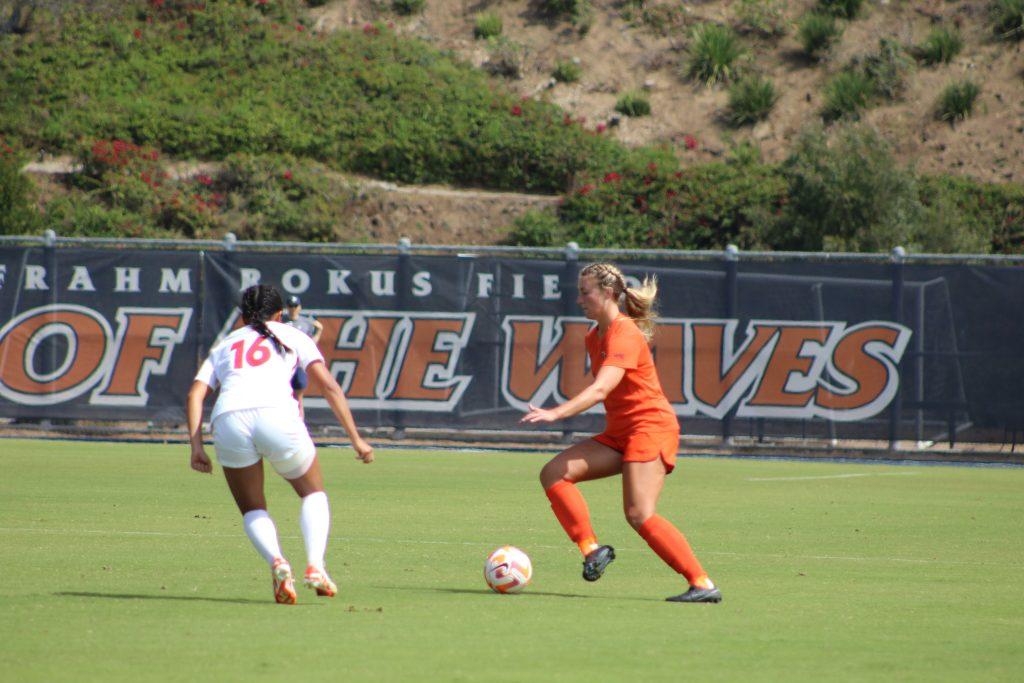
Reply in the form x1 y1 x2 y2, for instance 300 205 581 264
585 315 679 436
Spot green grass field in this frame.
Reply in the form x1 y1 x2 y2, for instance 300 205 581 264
1 439 1022 682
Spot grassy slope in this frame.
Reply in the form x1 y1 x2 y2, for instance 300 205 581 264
0 2 620 193
1 439 1022 681
1 2 1021 250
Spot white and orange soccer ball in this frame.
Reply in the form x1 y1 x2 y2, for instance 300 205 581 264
484 546 533 594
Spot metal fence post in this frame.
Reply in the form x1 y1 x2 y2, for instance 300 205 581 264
889 246 906 450
561 242 581 443
392 237 412 440
43 230 58 422
723 244 739 445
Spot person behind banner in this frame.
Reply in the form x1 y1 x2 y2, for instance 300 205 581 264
521 262 721 603
187 284 373 605
282 295 323 418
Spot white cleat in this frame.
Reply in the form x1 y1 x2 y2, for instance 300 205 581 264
303 565 337 597
271 558 297 605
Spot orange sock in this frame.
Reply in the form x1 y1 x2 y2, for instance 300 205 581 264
637 515 709 586
545 480 598 555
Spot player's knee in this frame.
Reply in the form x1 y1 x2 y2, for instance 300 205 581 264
624 505 653 530
539 461 566 489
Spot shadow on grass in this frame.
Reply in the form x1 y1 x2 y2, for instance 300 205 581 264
53 591 299 606
375 585 658 602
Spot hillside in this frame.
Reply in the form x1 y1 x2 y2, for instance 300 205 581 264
2 0 1021 250
315 0 1022 185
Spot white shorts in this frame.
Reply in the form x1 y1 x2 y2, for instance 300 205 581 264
211 407 316 479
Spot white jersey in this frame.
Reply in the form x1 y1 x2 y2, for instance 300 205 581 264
195 321 324 423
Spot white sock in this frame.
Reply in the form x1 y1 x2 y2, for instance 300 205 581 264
242 509 284 566
300 491 331 570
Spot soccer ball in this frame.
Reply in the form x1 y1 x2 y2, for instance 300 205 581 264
484 546 532 594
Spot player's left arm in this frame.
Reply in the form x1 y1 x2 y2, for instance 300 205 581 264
311 318 323 343
305 360 375 464
520 365 625 424
186 380 213 474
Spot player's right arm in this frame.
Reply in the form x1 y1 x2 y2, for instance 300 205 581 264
306 360 374 464
520 365 625 424
186 379 213 474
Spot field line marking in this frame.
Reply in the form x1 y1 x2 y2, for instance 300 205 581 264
0 526 232 538
0 526 991 567
746 472 919 482
700 549 951 565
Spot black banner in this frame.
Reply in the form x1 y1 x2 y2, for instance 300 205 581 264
2 245 1023 444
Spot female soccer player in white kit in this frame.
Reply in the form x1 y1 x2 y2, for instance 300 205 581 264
186 284 374 604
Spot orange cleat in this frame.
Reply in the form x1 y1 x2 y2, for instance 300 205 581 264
271 558 297 605
303 565 338 597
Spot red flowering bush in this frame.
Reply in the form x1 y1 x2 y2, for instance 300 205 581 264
513 147 788 249
56 144 365 240
73 139 221 236
85 139 158 169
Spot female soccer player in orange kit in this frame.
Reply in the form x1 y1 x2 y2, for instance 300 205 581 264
521 263 721 603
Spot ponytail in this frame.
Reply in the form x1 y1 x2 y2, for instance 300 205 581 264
580 262 659 342
622 276 658 343
239 284 291 355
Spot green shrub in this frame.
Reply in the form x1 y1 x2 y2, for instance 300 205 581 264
917 26 964 64
220 154 356 242
913 178 996 254
916 176 1024 253
621 3 688 36
572 2 595 36
767 123 1008 253
992 0 1024 40
538 0 593 31
857 38 913 100
551 59 582 83
821 70 874 121
733 0 787 37
818 39 912 122
392 0 426 16
727 75 778 126
484 36 527 78
773 124 928 252
937 80 980 123
509 209 567 246
41 198 144 238
686 23 744 85
818 0 862 19
474 13 503 39
539 0 586 19
797 13 841 59
615 91 651 117
0 147 40 235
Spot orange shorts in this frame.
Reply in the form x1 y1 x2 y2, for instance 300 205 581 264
592 430 680 474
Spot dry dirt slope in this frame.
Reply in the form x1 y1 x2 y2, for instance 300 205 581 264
313 0 1023 185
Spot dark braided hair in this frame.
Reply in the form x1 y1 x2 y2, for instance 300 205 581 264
239 284 291 356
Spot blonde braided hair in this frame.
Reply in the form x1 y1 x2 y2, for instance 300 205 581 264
579 262 659 342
